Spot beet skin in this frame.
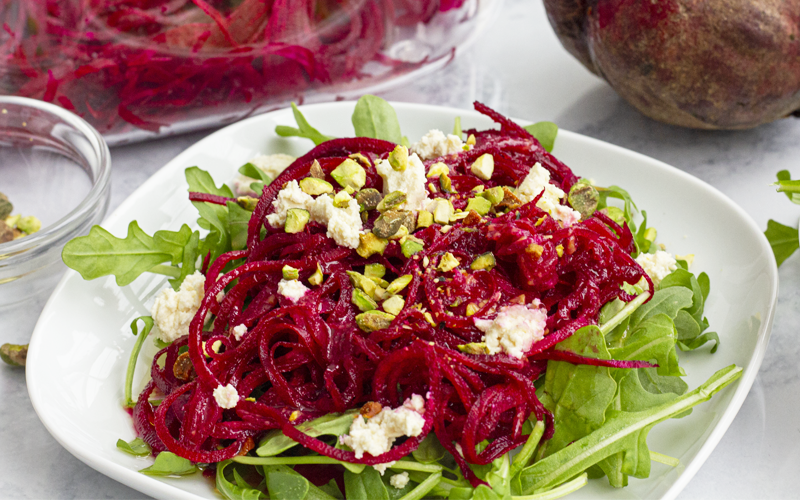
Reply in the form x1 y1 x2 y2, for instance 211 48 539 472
544 0 800 129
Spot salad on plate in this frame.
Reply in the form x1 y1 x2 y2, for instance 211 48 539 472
62 96 740 500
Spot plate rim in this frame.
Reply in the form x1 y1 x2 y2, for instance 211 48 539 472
26 100 779 500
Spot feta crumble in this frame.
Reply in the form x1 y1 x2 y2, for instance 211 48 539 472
278 279 308 302
232 323 247 341
232 153 296 196
390 472 410 489
150 271 206 343
474 300 547 358
266 180 364 249
213 383 240 409
412 129 465 160
636 251 677 287
340 395 426 472
516 163 581 227
376 153 430 211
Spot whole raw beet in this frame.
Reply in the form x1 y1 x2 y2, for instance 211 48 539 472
544 0 800 129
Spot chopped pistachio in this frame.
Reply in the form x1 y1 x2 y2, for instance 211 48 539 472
440 225 452 233
472 185 485 193
388 145 409 172
5 214 19 227
282 265 299 280
285 208 310 233
333 190 352 208
437 252 461 272
382 295 405 315
556 244 564 258
465 303 479 316
347 271 377 298
430 199 454 225
465 196 492 216
417 210 434 228
299 177 334 195
466 134 476 146
236 196 259 211
423 256 430 267
331 158 366 189
364 264 386 280
601 207 626 226
470 252 496 271
309 159 325 179
308 263 324 286
386 274 413 295
457 343 489 355
0 192 11 219
390 225 409 240
677 253 695 268
16 215 41 234
373 286 390 302
567 182 599 220
356 232 389 258
370 277 390 289
373 210 406 238
643 227 657 242
352 289 378 312
400 236 424 258
356 311 396 332
349 153 372 169
481 186 505 205
471 154 494 180
356 188 383 211
400 210 416 233
427 162 450 178
450 211 469 222
0 343 27 367
345 185 356 195
377 191 406 212
439 174 453 193
423 312 436 326
428 182 438 194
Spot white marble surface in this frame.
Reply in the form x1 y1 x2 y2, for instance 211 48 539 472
3 0 800 498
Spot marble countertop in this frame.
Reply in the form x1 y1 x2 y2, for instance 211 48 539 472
3 1 800 498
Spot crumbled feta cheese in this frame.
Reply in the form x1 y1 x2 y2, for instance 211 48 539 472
374 462 396 475
278 279 308 302
412 129 464 160
340 395 426 467
150 271 206 343
636 251 677 286
213 383 239 409
376 153 430 211
232 323 247 341
232 153 296 196
474 300 547 358
267 181 364 248
390 472 410 489
516 163 581 227
215 290 225 303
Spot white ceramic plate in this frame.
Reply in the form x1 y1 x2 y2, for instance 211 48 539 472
27 102 778 500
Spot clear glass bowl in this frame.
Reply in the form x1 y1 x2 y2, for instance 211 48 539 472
0 0 500 145
0 96 111 308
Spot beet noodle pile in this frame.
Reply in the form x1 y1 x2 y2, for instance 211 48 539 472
133 103 655 487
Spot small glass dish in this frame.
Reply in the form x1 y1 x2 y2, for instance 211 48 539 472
0 96 111 309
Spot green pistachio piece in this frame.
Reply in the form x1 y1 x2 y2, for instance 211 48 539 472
437 252 460 272
417 210 433 228
644 227 657 242
308 263 324 286
236 196 259 211
430 199 454 225
0 192 12 220
382 295 405 315
0 343 27 367
470 252 496 271
355 188 383 212
567 182 599 220
309 159 325 179
388 145 409 172
472 185 485 193
373 210 406 238
401 237 424 258
426 162 449 178
439 173 453 193
466 303 479 316
333 190 353 208
5 214 20 227
470 153 494 180
347 271 377 298
16 215 41 234
285 208 310 234
601 206 626 226
390 225 409 240
480 186 505 205
371 277 390 288
377 191 406 212
386 274 413 295
364 264 386 280
299 177 334 195
352 288 378 312
465 197 492 216
457 343 489 355
356 233 389 258
374 286 390 301
282 265 299 280
349 153 372 169
400 210 416 233
356 310 396 332
331 158 366 189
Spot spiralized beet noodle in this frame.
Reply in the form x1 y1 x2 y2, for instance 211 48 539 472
133 103 654 487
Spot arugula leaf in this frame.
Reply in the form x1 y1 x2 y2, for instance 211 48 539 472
116 437 151 457
264 464 338 500
351 95 403 144
186 166 234 198
516 365 742 493
320 479 344 500
595 185 640 236
344 468 390 500
62 221 192 286
523 122 558 153
170 230 200 289
629 287 693 329
239 163 272 184
139 451 197 476
227 201 252 251
774 169 800 204
217 461 266 500
125 316 154 408
256 410 358 456
609 314 684 377
637 367 688 398
412 433 447 464
275 102 334 146
764 219 799 266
